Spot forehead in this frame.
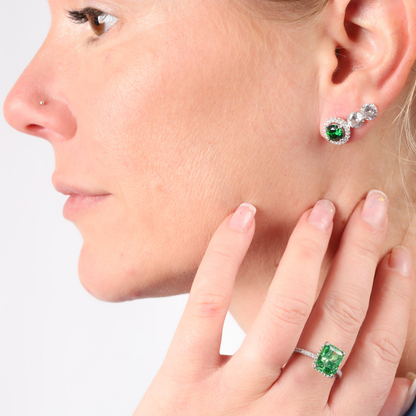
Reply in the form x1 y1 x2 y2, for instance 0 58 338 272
47 0 166 9
47 0 176 20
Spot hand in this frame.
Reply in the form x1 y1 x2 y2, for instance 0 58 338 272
134 191 415 416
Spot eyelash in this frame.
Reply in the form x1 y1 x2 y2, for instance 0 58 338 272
65 7 117 44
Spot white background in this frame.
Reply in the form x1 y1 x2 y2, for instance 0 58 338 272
0 2 246 414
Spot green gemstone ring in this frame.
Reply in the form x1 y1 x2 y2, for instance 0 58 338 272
294 342 345 378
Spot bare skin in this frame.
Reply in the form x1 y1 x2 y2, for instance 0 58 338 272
134 195 415 415
3 0 416 412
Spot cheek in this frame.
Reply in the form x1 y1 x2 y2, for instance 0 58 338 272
72 4 263 300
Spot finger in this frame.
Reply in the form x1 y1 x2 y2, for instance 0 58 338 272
379 377 412 416
329 247 415 416
168 203 256 370
282 190 388 393
232 200 335 391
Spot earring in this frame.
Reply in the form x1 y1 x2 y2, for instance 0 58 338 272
323 103 378 145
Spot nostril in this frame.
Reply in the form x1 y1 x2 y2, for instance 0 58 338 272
26 124 46 136
4 90 77 140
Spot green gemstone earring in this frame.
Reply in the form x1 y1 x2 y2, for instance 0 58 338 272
323 103 378 145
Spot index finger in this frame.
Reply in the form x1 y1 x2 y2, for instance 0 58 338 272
168 203 256 370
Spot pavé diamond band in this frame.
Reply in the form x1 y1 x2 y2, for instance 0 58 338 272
294 342 345 379
324 103 378 145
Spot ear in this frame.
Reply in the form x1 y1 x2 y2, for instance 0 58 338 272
317 0 416 144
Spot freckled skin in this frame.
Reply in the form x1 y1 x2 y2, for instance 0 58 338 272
4 2 416 377
5 0 323 302
4 0 416 386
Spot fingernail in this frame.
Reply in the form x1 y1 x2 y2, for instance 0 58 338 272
228 203 257 232
400 372 416 416
389 246 412 277
307 200 336 233
361 190 388 231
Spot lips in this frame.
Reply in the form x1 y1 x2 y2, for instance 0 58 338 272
52 179 111 219
62 193 110 219
53 180 109 197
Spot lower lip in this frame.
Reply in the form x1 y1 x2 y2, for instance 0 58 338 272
63 194 110 219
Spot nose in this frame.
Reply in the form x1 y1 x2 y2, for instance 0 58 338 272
3 45 77 143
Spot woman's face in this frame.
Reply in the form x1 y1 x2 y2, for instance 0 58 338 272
4 0 314 301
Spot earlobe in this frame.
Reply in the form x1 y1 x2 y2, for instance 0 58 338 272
318 0 416 144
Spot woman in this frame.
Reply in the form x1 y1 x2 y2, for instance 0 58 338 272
3 0 416 414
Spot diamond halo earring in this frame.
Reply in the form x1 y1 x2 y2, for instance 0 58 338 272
323 103 378 145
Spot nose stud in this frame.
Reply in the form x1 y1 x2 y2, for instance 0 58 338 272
40 101 45 106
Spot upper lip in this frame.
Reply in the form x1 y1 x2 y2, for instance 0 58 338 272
53 179 110 197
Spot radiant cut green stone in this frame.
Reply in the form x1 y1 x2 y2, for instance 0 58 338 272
326 124 344 141
314 343 344 377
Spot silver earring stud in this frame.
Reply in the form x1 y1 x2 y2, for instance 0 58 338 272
324 103 378 145
40 101 45 106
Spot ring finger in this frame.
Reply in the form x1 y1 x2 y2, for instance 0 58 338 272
282 190 388 395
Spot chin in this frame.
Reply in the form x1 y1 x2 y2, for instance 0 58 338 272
77 245 136 302
77 241 195 303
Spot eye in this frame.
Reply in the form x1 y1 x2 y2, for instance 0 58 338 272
88 13 118 36
66 7 118 38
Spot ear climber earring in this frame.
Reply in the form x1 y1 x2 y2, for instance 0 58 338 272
323 103 378 145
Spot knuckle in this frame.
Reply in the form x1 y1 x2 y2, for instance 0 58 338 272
350 237 380 264
381 280 412 305
294 237 324 261
192 289 229 318
322 294 366 335
267 293 311 328
365 329 402 368
208 242 240 266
